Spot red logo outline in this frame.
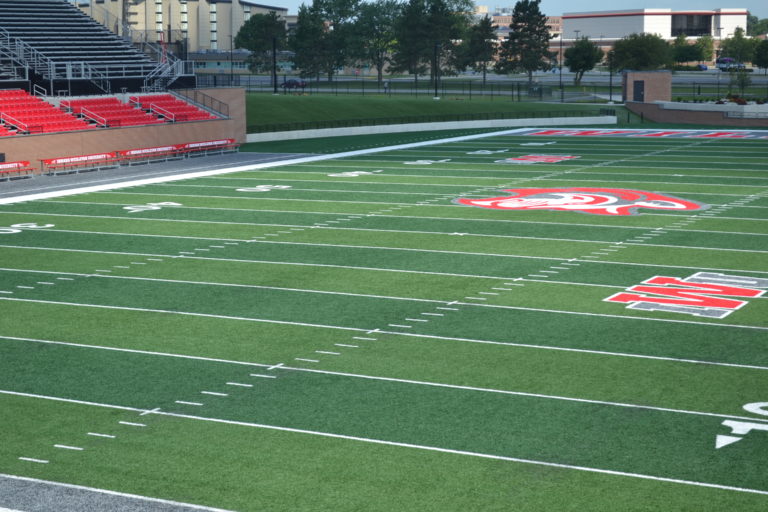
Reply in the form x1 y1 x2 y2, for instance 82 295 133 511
455 187 708 216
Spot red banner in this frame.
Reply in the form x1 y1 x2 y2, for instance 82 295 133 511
118 145 177 157
0 161 30 170
42 152 116 166
177 139 235 150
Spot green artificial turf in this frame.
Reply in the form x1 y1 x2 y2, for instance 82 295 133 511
1 132 767 510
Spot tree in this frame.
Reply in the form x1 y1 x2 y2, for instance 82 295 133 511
350 0 400 84
754 39 768 74
391 0 471 86
720 27 759 64
729 68 752 96
314 0 361 80
234 12 287 77
289 4 328 79
456 15 498 84
424 0 474 84
671 34 701 64
390 0 432 85
564 37 602 85
495 0 554 84
611 33 672 71
747 15 768 36
695 35 714 63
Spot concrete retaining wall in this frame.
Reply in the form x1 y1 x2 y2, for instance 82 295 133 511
246 116 617 143
626 101 768 127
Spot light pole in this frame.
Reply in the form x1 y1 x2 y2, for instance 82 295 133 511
229 35 234 86
608 50 614 103
433 42 441 99
272 37 278 95
559 34 563 102
716 26 723 96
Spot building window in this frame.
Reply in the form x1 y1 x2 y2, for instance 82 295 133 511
671 14 712 37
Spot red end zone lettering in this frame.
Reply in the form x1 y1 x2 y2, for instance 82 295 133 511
605 273 767 319
632 131 693 137
529 129 635 136
498 155 580 164
689 131 750 138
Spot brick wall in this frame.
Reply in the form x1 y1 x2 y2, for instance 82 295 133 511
622 71 671 103
0 88 246 171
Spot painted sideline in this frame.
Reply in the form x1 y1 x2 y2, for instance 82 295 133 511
0 474 234 512
0 128 529 206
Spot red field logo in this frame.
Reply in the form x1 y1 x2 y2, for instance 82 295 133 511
455 187 708 216
605 272 768 319
496 154 580 164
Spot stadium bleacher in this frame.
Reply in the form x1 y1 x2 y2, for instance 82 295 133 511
0 88 91 133
130 94 219 122
0 0 155 83
61 97 165 128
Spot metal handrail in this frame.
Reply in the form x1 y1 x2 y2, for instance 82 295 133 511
174 89 229 118
80 106 107 126
0 112 29 133
149 103 175 121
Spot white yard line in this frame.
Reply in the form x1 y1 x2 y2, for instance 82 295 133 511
32 197 768 222
4 330 768 374
6 244 764 278
1 391 766 497
1 292 765 333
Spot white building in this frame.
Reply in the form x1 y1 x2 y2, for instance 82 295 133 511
561 8 748 41
82 0 288 52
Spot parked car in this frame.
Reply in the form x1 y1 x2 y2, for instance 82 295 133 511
281 79 307 90
716 57 745 71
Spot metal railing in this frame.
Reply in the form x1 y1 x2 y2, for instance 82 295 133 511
143 60 194 91
149 103 175 121
0 112 29 133
80 107 107 127
0 21 192 92
173 88 229 118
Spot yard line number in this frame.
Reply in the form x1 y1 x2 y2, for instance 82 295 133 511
0 223 55 234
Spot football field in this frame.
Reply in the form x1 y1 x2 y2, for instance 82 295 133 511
0 128 767 511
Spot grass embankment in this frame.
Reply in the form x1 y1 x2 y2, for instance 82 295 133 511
241 91 766 155
245 94 619 132
242 94 643 153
